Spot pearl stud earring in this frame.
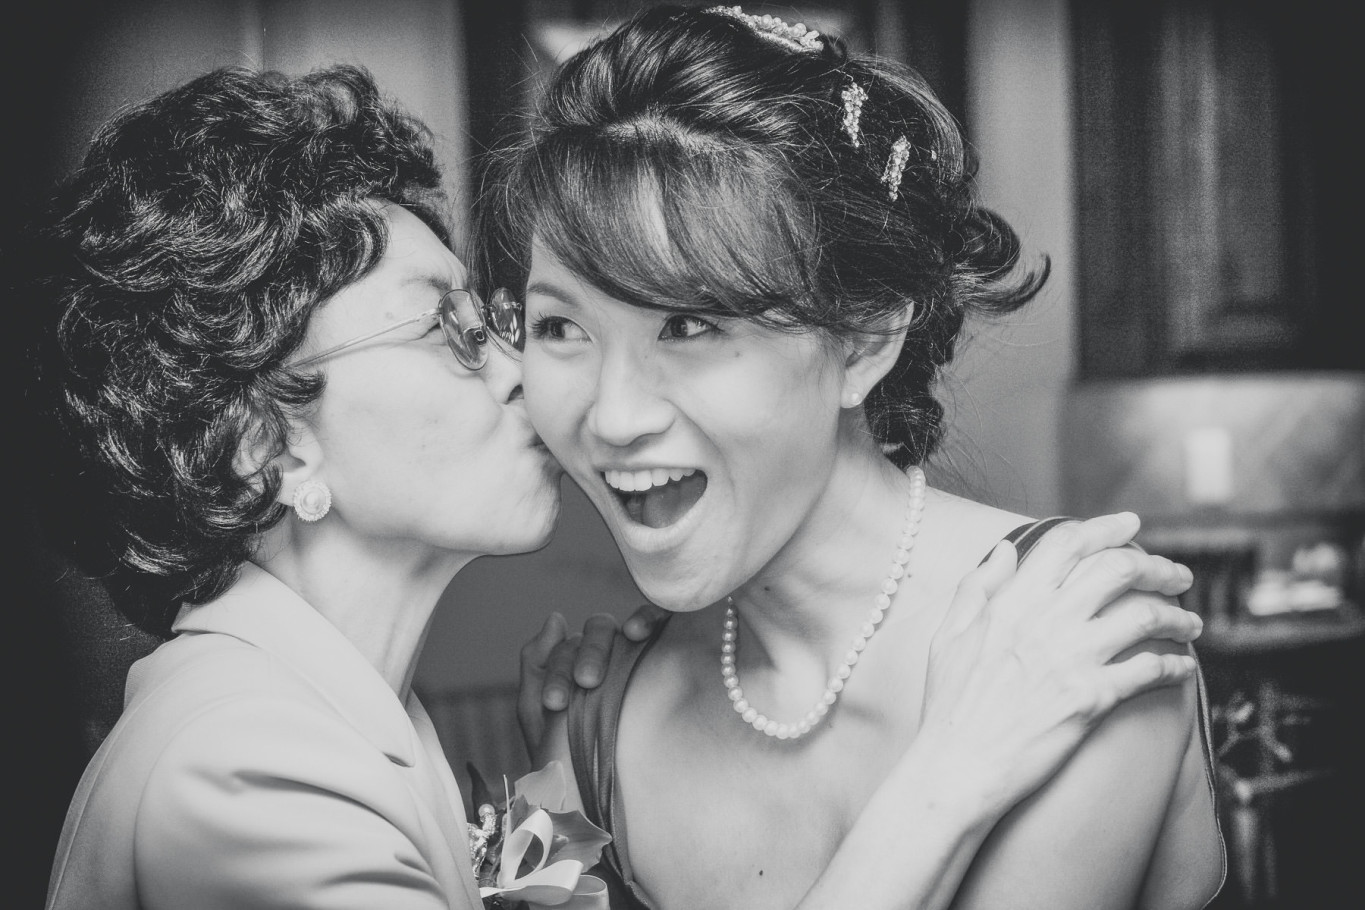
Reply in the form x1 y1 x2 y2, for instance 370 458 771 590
292 479 332 522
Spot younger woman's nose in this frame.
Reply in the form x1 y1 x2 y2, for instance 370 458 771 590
586 353 674 447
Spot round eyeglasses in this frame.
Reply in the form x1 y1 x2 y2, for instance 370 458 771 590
298 287 524 371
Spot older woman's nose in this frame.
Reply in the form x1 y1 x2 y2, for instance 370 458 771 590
481 343 526 404
586 349 674 447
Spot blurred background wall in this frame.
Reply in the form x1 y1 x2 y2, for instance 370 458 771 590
10 2 1360 907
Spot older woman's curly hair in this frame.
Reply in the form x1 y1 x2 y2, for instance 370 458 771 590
38 64 447 610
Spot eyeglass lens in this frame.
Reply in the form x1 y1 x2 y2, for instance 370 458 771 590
438 287 525 370
440 289 490 370
487 288 525 351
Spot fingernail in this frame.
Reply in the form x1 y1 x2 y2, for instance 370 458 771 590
545 688 566 710
576 667 601 687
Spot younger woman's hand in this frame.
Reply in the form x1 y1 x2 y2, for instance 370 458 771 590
916 512 1202 818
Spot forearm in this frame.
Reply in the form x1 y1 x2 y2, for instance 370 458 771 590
795 731 1005 910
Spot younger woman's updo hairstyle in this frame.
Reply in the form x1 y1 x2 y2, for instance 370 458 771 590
475 3 1047 467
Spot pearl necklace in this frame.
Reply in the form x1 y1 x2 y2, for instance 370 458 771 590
721 465 927 741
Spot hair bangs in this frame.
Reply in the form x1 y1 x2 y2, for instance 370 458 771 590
519 126 823 325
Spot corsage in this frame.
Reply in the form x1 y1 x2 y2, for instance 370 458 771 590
467 760 612 910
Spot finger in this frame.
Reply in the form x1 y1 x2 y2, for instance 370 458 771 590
1084 598 1204 661
520 611 568 676
518 612 567 711
936 539 1017 639
573 613 621 688
623 603 668 642
1099 650 1198 709
540 634 582 712
1013 513 1141 590
1057 548 1194 620
517 612 568 746
1074 547 1193 597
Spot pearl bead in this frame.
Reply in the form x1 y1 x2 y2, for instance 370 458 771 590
721 466 926 740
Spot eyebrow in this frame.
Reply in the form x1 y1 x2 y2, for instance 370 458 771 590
524 281 580 308
401 273 455 295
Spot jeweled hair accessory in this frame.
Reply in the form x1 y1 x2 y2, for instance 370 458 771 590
881 135 911 201
706 6 822 53
841 80 868 148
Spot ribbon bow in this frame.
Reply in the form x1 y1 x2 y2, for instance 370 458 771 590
469 761 612 910
478 808 609 909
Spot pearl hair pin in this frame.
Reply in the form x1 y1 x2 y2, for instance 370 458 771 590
841 80 868 148
706 6 822 53
881 136 912 201
722 465 927 740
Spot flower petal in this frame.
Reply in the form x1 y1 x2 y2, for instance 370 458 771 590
543 809 611 869
513 760 571 812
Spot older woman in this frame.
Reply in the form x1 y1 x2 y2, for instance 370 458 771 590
481 5 1224 910
39 64 558 910
42 62 1203 910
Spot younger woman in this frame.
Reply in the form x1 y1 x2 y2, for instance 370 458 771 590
480 6 1224 908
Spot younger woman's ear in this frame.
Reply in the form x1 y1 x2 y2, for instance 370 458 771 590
841 303 914 407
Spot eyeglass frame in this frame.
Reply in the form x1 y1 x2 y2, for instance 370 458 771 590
296 287 523 370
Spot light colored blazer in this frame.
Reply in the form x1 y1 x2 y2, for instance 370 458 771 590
46 563 484 910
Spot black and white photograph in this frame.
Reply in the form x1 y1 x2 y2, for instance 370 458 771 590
8 2 1359 908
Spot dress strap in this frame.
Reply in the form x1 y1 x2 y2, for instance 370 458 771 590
999 516 1078 562
566 617 668 910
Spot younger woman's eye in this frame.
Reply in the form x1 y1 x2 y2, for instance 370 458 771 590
659 313 718 341
529 315 587 343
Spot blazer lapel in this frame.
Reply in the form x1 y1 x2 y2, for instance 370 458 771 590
172 564 483 903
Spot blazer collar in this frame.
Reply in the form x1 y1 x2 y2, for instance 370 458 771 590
172 563 417 767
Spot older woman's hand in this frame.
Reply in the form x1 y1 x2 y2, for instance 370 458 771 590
915 511 1203 819
517 604 667 760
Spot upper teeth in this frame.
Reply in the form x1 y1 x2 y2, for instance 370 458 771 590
604 468 696 492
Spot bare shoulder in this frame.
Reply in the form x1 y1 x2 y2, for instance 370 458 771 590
910 486 1034 601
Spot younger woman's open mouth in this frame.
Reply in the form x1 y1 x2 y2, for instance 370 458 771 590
603 468 708 529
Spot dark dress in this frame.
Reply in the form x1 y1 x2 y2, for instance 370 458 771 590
566 519 1222 909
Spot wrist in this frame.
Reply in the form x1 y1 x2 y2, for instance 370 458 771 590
902 722 1014 833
